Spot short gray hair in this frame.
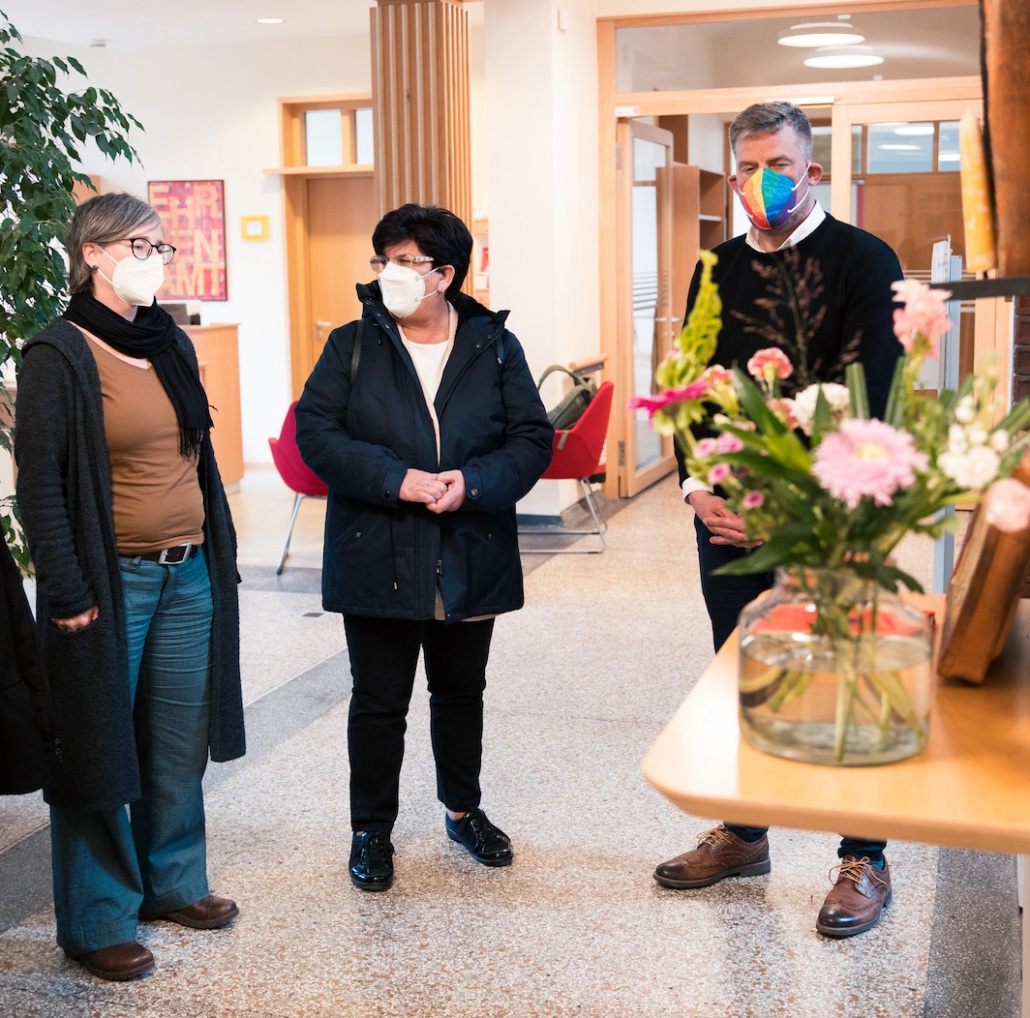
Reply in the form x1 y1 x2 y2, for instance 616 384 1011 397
65 192 162 295
729 102 813 162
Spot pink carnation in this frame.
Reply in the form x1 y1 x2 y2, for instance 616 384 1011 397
695 438 718 458
628 380 710 421
702 365 733 385
984 478 1030 533
742 491 765 510
717 432 745 454
767 397 798 430
891 279 952 354
708 463 731 486
747 348 793 383
811 418 928 509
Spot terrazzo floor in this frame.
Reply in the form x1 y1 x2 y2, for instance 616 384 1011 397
0 468 1021 1017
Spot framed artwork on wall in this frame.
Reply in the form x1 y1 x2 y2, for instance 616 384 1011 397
147 179 227 301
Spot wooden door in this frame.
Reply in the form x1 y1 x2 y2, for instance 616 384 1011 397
290 175 377 398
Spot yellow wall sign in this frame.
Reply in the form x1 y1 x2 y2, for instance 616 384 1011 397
240 215 269 241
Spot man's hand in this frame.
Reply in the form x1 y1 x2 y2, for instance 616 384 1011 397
427 470 465 513
687 491 755 548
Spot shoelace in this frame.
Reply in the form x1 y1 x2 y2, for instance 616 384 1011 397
827 856 886 887
363 834 391 868
697 825 734 848
462 810 501 845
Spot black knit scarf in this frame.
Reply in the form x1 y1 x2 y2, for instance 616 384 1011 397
63 293 213 457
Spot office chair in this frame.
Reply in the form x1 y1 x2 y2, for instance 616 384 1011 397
268 401 328 574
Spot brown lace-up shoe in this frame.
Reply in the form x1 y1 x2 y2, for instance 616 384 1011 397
64 941 154 981
816 856 892 937
653 825 771 889
140 894 239 929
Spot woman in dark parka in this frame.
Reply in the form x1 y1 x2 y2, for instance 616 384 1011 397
15 192 244 981
296 204 552 892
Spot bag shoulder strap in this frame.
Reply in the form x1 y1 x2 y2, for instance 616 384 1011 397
536 363 584 390
350 317 364 384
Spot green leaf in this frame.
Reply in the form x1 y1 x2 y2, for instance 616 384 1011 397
846 362 870 420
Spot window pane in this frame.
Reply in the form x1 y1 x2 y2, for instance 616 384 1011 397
305 109 343 167
355 107 374 165
852 126 862 175
811 126 831 173
938 120 960 172
868 123 933 174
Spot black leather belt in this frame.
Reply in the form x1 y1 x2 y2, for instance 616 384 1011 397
133 543 200 565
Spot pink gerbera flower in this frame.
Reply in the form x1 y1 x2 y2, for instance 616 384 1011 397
708 463 731 486
628 380 710 421
742 491 765 510
746 348 793 383
812 419 928 508
717 432 744 454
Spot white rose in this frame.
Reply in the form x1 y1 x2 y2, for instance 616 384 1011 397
939 445 1001 489
791 383 851 437
990 429 1011 453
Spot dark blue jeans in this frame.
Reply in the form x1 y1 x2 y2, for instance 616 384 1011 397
695 518 887 863
51 550 213 953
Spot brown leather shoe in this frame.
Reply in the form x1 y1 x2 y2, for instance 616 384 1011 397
816 856 892 937
653 825 771 889
64 941 154 981
140 893 239 929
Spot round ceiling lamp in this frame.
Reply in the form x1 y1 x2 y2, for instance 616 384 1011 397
778 22 866 48
804 46 885 69
256 17 284 24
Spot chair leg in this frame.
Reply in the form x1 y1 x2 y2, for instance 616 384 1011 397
518 477 607 553
277 492 304 575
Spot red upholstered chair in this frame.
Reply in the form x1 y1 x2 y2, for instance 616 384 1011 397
268 401 329 574
521 380 614 554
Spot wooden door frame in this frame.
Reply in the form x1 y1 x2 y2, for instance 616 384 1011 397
597 0 980 500
264 93 376 399
616 119 676 497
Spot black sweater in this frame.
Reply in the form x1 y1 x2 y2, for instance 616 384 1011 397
685 214 904 418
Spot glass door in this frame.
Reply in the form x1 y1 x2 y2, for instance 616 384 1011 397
616 119 675 497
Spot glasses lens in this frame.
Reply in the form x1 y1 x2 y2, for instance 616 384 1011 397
370 256 387 273
130 238 152 260
157 244 175 265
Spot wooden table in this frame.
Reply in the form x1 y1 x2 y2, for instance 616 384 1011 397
642 594 1030 1013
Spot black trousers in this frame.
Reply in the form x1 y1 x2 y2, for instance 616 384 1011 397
695 518 887 861
343 614 495 834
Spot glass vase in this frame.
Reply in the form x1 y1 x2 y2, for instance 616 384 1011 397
737 567 933 766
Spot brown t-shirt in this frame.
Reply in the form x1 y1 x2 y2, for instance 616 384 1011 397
84 333 205 554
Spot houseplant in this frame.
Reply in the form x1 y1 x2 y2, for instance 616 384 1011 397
0 10 143 568
633 254 1030 765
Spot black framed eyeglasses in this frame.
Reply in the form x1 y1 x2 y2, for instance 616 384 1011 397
116 237 177 265
369 254 435 273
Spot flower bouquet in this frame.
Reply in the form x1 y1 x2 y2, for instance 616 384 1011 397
634 253 1030 765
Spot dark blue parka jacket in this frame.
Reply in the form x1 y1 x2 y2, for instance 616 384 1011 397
295 284 553 622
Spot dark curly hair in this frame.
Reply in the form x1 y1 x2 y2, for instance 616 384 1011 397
372 204 472 301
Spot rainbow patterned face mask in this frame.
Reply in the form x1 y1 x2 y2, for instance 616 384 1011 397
738 164 810 231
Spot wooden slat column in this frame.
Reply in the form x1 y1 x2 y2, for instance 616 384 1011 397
371 0 471 229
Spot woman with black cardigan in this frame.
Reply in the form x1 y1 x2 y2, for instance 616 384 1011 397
15 192 244 981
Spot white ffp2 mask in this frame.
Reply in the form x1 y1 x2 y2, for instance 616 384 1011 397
377 260 443 319
97 247 166 307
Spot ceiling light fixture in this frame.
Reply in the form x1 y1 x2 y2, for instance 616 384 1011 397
804 46 884 69
256 17 284 24
778 22 866 48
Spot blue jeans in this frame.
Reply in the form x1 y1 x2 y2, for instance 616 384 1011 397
50 550 213 953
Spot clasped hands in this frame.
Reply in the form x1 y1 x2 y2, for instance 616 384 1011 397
401 468 465 513
687 491 762 549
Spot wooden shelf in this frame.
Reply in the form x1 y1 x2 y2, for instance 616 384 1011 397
263 165 374 177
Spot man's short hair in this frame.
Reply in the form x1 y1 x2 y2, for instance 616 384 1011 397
729 102 813 163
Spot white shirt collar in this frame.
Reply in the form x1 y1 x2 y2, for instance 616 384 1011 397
744 200 826 252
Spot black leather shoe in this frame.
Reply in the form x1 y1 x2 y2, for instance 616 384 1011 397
349 831 395 891
445 808 513 867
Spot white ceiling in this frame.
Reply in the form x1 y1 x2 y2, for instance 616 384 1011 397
0 0 483 51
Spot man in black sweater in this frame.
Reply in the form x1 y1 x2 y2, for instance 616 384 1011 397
653 102 904 938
